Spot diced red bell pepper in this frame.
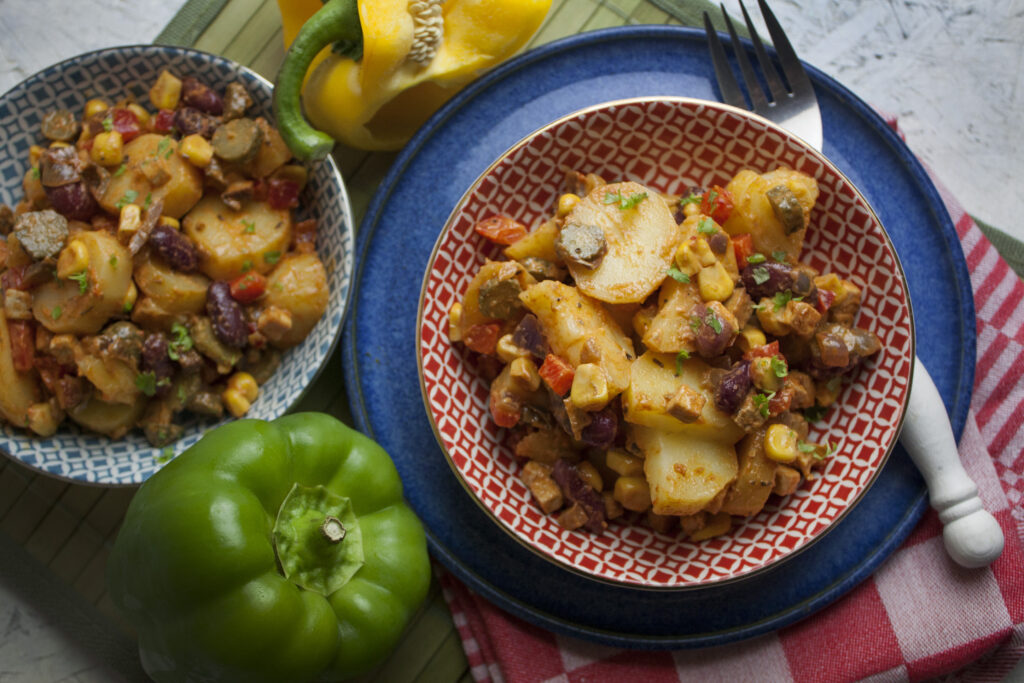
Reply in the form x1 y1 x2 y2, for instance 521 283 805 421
538 354 574 396
463 323 501 355
489 391 521 428
229 272 267 304
267 177 301 210
473 215 528 246
110 108 142 143
768 385 793 416
732 233 754 270
744 340 780 361
8 320 35 373
151 109 175 134
1 266 26 291
815 288 836 315
700 185 734 224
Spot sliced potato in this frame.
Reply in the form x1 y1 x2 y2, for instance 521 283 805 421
722 168 819 262
519 279 633 396
133 247 210 316
0 313 40 427
76 355 140 405
563 181 683 303
67 394 146 439
100 133 203 218
720 427 779 517
631 424 739 517
182 195 292 281
642 278 702 354
262 253 329 348
622 351 742 441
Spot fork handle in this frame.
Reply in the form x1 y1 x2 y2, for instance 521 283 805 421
899 357 1004 568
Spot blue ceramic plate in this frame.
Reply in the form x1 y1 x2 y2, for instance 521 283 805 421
343 27 974 647
0 46 354 484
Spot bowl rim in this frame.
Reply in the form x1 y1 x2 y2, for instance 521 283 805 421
0 44 354 487
416 94 916 591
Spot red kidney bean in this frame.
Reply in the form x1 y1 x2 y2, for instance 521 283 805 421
45 182 97 222
511 314 549 359
149 224 198 272
207 281 248 348
141 333 174 397
173 107 218 139
741 261 796 300
180 77 224 115
580 406 618 449
692 303 735 359
715 361 752 413
552 459 607 534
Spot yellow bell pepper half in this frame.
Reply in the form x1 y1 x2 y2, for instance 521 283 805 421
274 0 551 159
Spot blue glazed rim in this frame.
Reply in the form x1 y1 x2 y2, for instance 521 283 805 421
344 25 975 648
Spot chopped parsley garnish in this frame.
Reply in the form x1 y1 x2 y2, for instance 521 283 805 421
109 255 118 268
157 446 175 463
704 310 722 334
705 189 717 207
135 371 159 397
675 349 690 376
177 385 187 403
772 291 803 311
242 220 256 234
770 356 788 378
123 298 134 314
804 404 829 422
824 441 838 457
101 116 113 132
665 267 690 284
263 251 281 265
272 282 284 292
689 316 702 334
240 260 253 273
115 189 138 209
143 192 153 210
51 305 62 320
30 166 40 179
696 217 715 235
679 192 702 206
753 391 775 418
772 250 788 262
752 266 770 285
798 441 817 453
746 252 766 264
113 163 127 177
68 270 89 294
167 322 193 362
826 376 842 393
156 137 171 158
603 190 648 210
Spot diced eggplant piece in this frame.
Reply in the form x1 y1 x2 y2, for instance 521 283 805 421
741 261 795 300
555 222 606 269
519 256 565 282
766 184 805 234
222 82 253 121
552 458 607 534
212 117 263 164
511 313 548 359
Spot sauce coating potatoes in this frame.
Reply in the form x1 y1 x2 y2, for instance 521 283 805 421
100 134 204 219
183 196 292 281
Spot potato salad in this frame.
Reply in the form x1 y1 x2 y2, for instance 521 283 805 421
448 168 880 540
0 71 328 445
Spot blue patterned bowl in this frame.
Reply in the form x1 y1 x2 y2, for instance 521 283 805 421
0 46 354 484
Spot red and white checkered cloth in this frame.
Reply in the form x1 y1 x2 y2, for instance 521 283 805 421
439 152 1024 683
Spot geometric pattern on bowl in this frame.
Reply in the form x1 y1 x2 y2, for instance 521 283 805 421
0 46 353 485
418 97 913 588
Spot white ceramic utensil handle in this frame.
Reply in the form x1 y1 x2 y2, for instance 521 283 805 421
900 356 1004 568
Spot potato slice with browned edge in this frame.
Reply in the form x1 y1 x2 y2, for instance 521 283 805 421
100 134 203 219
722 167 818 263
563 181 683 304
0 313 40 427
183 195 292 281
720 426 779 517
631 424 739 517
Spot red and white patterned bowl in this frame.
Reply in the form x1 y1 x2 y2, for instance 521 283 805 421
417 97 914 589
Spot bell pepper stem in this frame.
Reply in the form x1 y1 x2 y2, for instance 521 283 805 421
320 515 347 542
273 0 361 161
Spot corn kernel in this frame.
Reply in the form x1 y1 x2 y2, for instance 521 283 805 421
496 334 529 363
689 511 731 541
693 237 717 267
750 356 783 392
557 193 581 217
149 70 183 111
122 281 138 314
48 141 71 149
447 303 463 342
28 145 45 167
227 372 259 402
158 216 180 231
57 240 90 279
606 449 644 477
83 98 110 120
672 241 702 277
576 461 603 492
737 325 767 352
570 363 609 411
117 204 142 242
126 103 150 127
682 201 700 218
178 134 213 168
90 130 124 167
613 476 651 512
509 357 540 391
698 261 734 302
222 388 252 418
26 401 61 437
764 424 799 463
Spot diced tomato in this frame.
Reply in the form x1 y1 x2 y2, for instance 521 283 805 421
700 185 734 224
151 109 175 134
538 354 574 396
463 323 501 355
1 266 25 291
489 391 521 428
768 385 793 416
815 288 836 315
8 320 35 373
267 177 300 210
744 340 780 361
473 215 528 246
732 233 754 270
229 272 267 304
110 108 142 143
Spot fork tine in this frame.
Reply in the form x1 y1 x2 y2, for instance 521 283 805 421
756 0 815 97
738 0 787 101
720 4 769 111
703 11 747 109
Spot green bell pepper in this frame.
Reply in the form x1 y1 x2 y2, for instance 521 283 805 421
107 413 430 683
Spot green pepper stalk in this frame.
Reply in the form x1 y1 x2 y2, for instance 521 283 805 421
273 0 361 161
